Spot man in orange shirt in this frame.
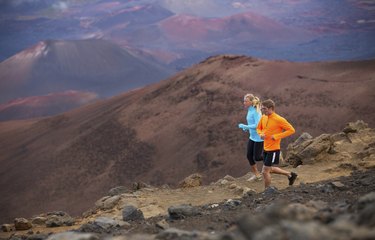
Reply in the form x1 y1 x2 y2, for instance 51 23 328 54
257 99 298 189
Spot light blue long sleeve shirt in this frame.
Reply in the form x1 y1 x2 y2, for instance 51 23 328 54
243 106 263 142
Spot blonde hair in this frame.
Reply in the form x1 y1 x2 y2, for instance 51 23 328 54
244 94 261 114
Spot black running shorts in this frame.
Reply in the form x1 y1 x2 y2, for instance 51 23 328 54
263 150 280 167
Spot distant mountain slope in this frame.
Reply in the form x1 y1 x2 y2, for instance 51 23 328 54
0 91 98 121
93 3 174 29
0 55 374 223
0 39 173 104
1 0 374 69
159 12 312 45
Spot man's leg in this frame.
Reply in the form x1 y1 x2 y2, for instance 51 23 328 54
270 166 290 177
271 166 298 186
262 151 274 188
262 166 272 188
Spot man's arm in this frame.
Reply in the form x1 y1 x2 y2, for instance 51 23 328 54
273 116 295 140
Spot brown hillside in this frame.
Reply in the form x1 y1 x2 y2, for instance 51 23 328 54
0 55 374 223
0 91 98 121
1 120 374 240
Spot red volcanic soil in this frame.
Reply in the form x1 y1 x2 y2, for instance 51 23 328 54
0 90 98 121
0 55 374 223
159 12 312 45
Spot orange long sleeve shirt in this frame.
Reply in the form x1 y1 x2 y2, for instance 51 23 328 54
256 112 295 151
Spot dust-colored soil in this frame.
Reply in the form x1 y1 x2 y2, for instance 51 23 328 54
2 159 373 239
78 161 356 221
133 168 375 236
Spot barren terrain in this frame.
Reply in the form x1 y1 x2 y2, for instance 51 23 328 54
1 121 374 239
0 55 374 224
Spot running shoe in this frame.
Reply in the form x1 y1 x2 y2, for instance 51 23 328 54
247 175 262 182
288 172 298 185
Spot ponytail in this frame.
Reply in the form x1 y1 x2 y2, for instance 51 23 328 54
252 96 261 114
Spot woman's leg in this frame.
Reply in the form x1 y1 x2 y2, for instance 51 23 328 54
254 141 264 173
247 140 261 180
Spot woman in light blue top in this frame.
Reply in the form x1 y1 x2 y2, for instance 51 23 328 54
238 93 264 181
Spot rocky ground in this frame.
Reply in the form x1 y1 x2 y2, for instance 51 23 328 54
130 168 375 239
1 120 375 240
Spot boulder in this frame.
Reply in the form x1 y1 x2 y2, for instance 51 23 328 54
281 203 317 221
1 223 15 232
122 205 144 221
79 217 123 234
168 204 200 219
45 212 74 227
298 134 332 164
46 232 99 240
178 173 202 188
132 182 151 191
14 218 32 230
95 195 120 211
293 132 314 146
286 132 314 167
156 228 209 240
343 120 368 133
107 186 129 196
31 216 47 225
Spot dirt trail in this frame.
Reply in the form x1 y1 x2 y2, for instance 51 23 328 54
66 163 356 222
125 163 352 219
0 167 362 240
0 156 370 240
